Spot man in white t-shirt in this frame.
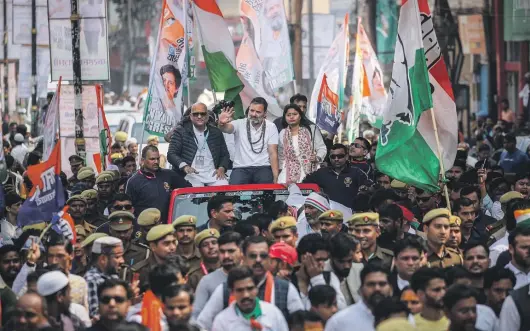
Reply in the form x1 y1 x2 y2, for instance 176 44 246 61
218 97 279 184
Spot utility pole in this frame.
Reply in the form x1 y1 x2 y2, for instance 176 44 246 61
30 0 38 137
308 0 314 91
70 0 85 160
3 0 8 120
293 0 302 91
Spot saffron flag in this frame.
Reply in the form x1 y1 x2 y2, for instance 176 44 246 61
375 0 458 192
96 85 111 169
43 78 61 161
144 0 190 136
316 75 340 134
17 141 65 226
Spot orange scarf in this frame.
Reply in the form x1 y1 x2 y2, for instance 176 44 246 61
229 272 274 305
140 290 162 331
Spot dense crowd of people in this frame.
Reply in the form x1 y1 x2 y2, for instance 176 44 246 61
1 93 530 331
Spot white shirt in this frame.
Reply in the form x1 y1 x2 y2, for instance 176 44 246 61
70 303 91 328
0 218 20 240
505 262 530 289
476 304 498 331
185 126 217 184
211 300 289 331
232 118 278 168
11 144 28 165
301 272 347 311
197 276 304 330
489 232 509 266
325 300 374 331
397 274 410 291
496 287 529 331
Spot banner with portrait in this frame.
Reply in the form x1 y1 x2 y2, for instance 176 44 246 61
143 0 190 136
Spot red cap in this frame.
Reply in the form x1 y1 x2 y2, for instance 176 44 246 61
398 204 414 223
269 242 298 266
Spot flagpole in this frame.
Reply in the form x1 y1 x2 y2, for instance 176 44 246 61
429 108 451 212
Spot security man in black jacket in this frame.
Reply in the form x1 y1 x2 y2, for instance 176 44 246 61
167 102 231 186
126 145 191 224
303 143 372 209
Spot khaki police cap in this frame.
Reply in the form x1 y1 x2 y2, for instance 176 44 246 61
195 229 220 247
115 131 128 142
173 215 197 228
146 224 175 242
269 216 297 233
77 168 95 180
449 215 462 227
78 166 93 173
67 194 86 205
81 189 98 200
138 208 161 226
347 212 379 226
96 173 114 185
108 211 135 231
318 210 344 222
390 180 408 190
500 191 524 204
75 225 88 238
111 153 124 160
101 170 118 180
81 233 108 248
422 208 451 224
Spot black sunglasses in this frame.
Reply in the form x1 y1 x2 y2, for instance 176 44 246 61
417 196 433 202
191 112 208 118
248 252 269 260
330 154 346 160
113 204 133 211
100 295 127 304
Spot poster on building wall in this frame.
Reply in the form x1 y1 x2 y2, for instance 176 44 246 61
458 15 486 54
12 3 49 45
504 0 530 41
48 0 110 81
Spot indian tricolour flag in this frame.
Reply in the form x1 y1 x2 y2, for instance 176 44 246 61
375 0 457 192
96 85 112 169
193 0 258 119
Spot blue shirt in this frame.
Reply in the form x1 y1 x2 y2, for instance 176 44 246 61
499 149 529 173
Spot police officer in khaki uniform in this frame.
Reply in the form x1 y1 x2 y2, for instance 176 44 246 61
347 212 393 269
318 210 344 237
133 224 177 292
391 179 409 200
67 155 84 189
422 208 462 268
108 211 149 270
96 172 115 215
487 191 524 245
77 167 96 189
269 216 299 247
81 189 108 228
135 208 162 245
187 229 220 291
447 215 463 256
67 195 97 235
173 215 201 271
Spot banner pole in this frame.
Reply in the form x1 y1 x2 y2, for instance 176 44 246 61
293 80 298 95
429 108 451 212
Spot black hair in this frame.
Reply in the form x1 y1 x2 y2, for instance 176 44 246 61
509 226 530 248
27 268 49 287
233 222 257 240
111 142 122 150
17 124 28 136
369 189 400 211
308 285 336 307
281 104 313 129
246 213 274 233
268 200 289 219
148 263 182 297
352 193 371 212
483 265 516 289
287 310 323 330
374 171 390 180
161 284 194 305
360 263 391 285
443 284 478 310
241 236 268 255
217 231 243 248
478 144 491 152
227 266 254 289
0 244 18 258
289 94 308 104
115 322 149 331
329 232 359 259
296 233 329 262
393 236 424 257
122 155 136 166
452 159 467 171
141 145 159 159
354 137 371 150
514 172 530 182
159 64 182 86
207 195 233 218
330 143 348 155
249 97 268 112
379 203 403 222
373 297 410 327
460 185 481 199
410 267 446 292
97 278 133 300
453 197 475 213
504 133 516 143
45 232 74 255
444 265 472 286
111 193 133 204
463 240 490 258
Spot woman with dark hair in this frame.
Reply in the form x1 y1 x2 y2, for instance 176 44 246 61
278 104 326 184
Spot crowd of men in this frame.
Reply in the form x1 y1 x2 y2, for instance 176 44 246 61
1 94 530 331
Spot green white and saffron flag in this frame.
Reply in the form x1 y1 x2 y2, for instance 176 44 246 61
193 0 259 119
375 0 458 192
